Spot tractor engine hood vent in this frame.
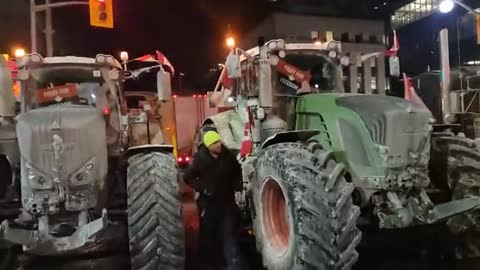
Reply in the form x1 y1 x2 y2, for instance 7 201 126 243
337 95 433 172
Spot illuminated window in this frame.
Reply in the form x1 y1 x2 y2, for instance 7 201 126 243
392 0 439 29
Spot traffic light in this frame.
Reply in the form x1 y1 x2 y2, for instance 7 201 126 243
89 0 114 29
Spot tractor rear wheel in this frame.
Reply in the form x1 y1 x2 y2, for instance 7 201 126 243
127 152 185 270
251 143 362 269
431 132 480 257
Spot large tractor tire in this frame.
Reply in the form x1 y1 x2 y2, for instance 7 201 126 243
431 132 480 257
251 143 362 270
127 152 185 270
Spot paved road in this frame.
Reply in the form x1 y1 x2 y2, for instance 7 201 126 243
5 223 480 270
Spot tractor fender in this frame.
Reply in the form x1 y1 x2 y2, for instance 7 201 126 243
259 130 322 150
126 144 174 157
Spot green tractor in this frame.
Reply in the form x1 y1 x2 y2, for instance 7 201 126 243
198 38 480 269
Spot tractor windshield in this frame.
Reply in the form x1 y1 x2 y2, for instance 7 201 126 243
21 64 117 112
271 51 340 96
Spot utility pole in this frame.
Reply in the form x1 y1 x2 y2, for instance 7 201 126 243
45 0 54 57
30 0 89 56
30 0 37 53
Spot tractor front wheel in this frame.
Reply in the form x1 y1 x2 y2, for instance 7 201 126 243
126 152 185 270
251 143 362 269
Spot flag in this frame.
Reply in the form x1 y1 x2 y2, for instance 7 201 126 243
156 50 175 76
359 31 400 61
403 73 427 109
134 54 157 62
385 30 400 57
7 59 17 79
240 122 253 158
134 51 175 75
240 107 254 158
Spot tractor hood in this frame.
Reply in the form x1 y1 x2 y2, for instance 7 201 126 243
16 106 108 213
336 95 432 146
336 95 433 176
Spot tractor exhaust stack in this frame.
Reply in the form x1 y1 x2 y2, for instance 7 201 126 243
0 55 16 119
439 28 453 124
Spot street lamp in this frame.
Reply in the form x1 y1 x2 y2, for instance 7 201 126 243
14 48 26 58
439 0 455 13
439 0 478 14
226 37 235 48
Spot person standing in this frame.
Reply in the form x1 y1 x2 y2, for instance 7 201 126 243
184 131 244 270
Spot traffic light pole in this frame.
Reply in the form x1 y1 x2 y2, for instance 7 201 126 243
30 0 89 56
45 0 53 57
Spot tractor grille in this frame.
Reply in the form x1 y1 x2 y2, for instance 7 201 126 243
16 106 108 212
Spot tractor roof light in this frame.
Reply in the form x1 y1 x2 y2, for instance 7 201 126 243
340 56 351 66
328 50 337 58
266 39 286 51
16 53 44 67
268 41 278 50
95 54 122 69
120 51 129 62
276 39 285 49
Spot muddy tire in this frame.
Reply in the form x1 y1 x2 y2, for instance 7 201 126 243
251 143 362 270
431 132 480 257
127 152 185 270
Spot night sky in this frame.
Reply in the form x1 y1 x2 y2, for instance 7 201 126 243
0 0 270 91
2 0 480 93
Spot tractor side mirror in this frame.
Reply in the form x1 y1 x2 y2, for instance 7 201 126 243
225 53 241 79
157 68 172 102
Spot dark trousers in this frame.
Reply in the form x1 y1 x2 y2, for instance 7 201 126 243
199 202 243 270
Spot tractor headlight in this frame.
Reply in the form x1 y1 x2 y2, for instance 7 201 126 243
25 164 51 188
70 158 96 186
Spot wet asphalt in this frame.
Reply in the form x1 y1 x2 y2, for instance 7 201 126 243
5 222 480 270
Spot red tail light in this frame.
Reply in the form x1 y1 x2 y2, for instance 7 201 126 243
178 157 183 162
185 156 191 162
103 107 110 115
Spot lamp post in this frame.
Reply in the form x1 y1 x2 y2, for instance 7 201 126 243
30 0 90 56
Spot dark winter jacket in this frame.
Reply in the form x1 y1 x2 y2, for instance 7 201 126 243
184 144 243 210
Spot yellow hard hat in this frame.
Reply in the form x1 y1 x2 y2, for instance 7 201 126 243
203 131 221 147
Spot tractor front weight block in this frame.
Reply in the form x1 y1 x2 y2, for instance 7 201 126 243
0 209 108 255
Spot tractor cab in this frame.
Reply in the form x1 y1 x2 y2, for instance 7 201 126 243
17 55 125 155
